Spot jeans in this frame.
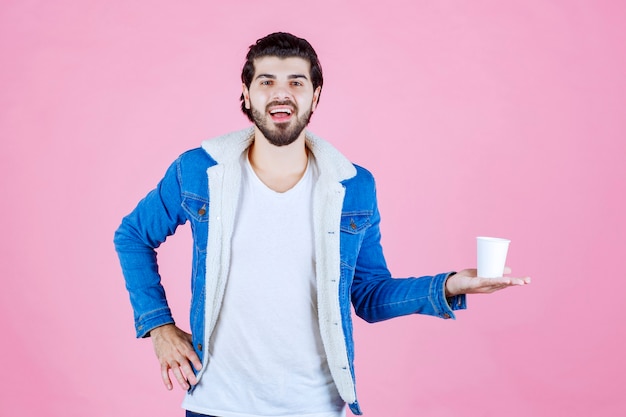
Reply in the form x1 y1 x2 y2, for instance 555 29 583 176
186 411 216 417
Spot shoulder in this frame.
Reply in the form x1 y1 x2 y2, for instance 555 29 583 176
353 164 374 180
172 148 216 198
343 163 376 189
174 148 218 177
341 163 379 211
177 147 217 167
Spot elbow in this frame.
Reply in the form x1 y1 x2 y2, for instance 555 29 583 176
354 305 385 324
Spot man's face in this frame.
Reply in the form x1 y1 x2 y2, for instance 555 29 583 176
243 56 320 147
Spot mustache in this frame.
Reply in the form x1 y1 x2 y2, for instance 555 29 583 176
266 100 297 111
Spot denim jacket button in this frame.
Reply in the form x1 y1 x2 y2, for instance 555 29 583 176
197 343 203 351
443 313 451 319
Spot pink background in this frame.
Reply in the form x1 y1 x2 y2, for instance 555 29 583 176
1 1 625 416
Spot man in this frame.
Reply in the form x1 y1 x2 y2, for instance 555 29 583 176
114 32 530 417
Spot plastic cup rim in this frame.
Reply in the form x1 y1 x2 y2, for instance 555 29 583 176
476 236 511 243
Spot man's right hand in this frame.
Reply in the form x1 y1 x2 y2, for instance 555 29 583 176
150 324 202 391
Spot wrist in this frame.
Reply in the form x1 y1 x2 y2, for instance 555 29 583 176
445 272 457 298
149 323 175 337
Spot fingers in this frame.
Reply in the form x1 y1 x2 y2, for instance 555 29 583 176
182 333 203 372
452 268 530 295
464 277 519 294
171 360 193 390
152 325 203 391
475 278 511 293
189 352 203 374
489 278 530 288
510 276 531 285
502 267 532 285
159 352 199 390
161 363 173 390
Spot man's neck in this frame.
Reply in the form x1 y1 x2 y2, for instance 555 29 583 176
248 128 309 193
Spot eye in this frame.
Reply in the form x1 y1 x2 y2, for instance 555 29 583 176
291 81 303 87
260 80 273 86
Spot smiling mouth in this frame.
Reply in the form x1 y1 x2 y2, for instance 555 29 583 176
269 107 293 122
270 108 292 115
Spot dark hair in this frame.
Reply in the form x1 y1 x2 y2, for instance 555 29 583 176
240 32 324 121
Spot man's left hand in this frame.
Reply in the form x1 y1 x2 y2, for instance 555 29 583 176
445 267 530 297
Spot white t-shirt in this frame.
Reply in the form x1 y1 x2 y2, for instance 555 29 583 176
183 154 344 417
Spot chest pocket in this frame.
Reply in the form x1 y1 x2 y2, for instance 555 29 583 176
182 195 209 223
339 212 371 268
181 195 209 253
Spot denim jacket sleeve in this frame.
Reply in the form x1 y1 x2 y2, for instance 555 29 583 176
346 168 467 323
113 158 188 338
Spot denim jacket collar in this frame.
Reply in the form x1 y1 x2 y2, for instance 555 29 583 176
200 127 357 183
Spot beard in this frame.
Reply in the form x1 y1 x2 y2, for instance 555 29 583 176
251 100 313 147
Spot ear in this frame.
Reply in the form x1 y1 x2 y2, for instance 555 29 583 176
311 86 321 112
242 83 251 109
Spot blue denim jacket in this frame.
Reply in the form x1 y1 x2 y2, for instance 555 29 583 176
114 128 466 415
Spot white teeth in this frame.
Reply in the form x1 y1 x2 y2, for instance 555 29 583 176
270 109 292 115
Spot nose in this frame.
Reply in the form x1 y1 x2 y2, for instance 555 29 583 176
271 83 292 101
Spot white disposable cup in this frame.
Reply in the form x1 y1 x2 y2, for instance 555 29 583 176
476 237 510 278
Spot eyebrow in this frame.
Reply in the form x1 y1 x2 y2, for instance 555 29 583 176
254 74 310 81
